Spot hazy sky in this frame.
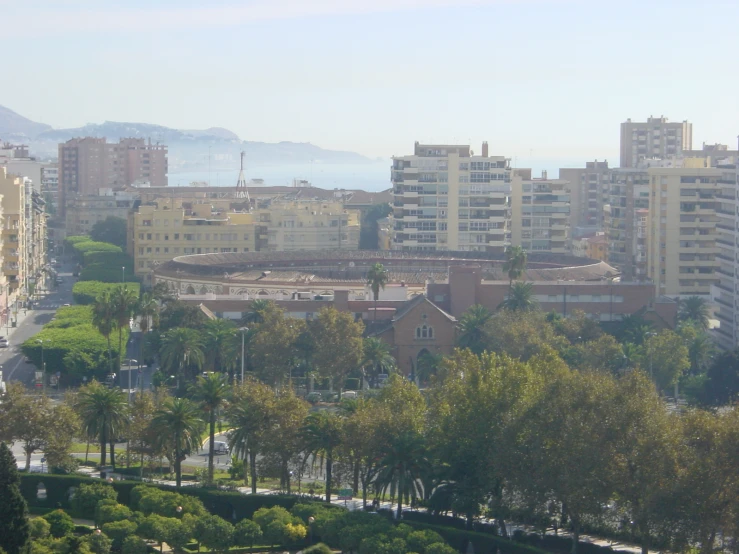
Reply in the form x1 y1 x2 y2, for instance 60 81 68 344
2 0 738 162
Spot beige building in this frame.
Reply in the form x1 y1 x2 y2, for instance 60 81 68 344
129 198 360 283
391 142 510 253
559 160 610 231
620 116 692 168
59 137 167 215
647 163 721 299
510 170 570 254
0 167 26 312
65 192 137 237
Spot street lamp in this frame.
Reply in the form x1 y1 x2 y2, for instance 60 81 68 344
239 327 249 383
37 339 46 393
645 332 657 381
121 266 125 284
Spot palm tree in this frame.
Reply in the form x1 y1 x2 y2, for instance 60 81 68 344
240 299 274 325
502 246 527 287
457 304 492 354
622 342 641 370
373 431 430 520
361 338 395 389
416 351 443 385
136 292 160 365
92 291 116 373
679 296 710 330
151 397 204 488
302 411 343 503
498 281 538 312
366 263 388 320
75 381 129 468
160 328 205 388
112 285 139 366
189 372 230 484
203 319 238 376
617 314 654 346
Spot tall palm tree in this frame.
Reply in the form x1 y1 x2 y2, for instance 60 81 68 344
151 397 203 488
361 338 395 389
679 296 710 330
373 431 430 520
366 263 388 320
75 381 128 468
203 319 238 376
502 246 527 287
302 411 343 503
160 328 205 387
112 285 140 365
457 304 492 354
240 299 274 325
136 292 160 365
92 291 116 373
189 372 230 484
499 281 539 312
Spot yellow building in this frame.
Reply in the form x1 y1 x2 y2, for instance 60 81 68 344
129 198 360 283
0 167 26 313
510 171 570 254
647 164 721 299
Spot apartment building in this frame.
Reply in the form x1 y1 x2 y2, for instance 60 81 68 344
28 190 47 295
603 169 650 281
41 164 58 211
647 163 721 299
59 137 167 215
620 116 692 168
129 198 360 283
710 163 739 350
510 170 570 254
391 142 510 253
65 192 137 237
0 167 27 306
559 160 610 231
683 142 739 166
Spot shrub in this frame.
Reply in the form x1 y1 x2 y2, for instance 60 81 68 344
426 544 459 554
194 515 234 552
72 281 140 305
403 521 549 554
101 520 138 549
302 544 333 554
96 502 132 526
84 531 113 554
71 483 118 519
121 535 148 554
29 518 51 539
42 510 75 538
129 485 207 518
407 529 446 553
73 241 122 256
253 506 294 529
233 519 263 549
65 236 91 246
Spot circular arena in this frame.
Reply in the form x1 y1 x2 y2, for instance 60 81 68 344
153 250 619 300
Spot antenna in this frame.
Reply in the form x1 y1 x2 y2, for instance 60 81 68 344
235 150 250 208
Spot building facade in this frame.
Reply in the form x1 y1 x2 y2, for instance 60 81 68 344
559 160 610 231
510 171 570 253
620 116 692 168
391 142 510 253
65 192 137 237
647 164 721 299
0 167 26 312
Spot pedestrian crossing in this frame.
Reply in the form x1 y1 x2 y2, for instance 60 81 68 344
35 303 64 310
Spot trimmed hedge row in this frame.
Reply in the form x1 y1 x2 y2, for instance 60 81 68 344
72 281 140 305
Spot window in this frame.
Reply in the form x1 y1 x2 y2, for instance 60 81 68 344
174 233 180 240
415 324 434 339
146 234 152 240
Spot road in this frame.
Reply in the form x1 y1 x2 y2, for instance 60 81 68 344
1 259 75 386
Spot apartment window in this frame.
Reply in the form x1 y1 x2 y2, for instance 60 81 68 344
459 163 469 171
146 234 152 240
174 248 180 253
243 248 249 252
146 247 152 253
164 235 169 241
155 247 160 253
243 234 250 240
138 233 144 240
174 234 180 240
155 234 160 240
138 248 143 255
164 247 169 253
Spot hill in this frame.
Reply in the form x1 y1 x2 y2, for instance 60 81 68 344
0 105 52 139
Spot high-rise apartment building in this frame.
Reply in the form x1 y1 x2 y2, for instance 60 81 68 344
620 116 692 168
65 192 137 237
647 163 720 299
510 170 570 254
559 160 610 232
391 142 510 253
710 162 738 350
59 138 167 215
0 167 27 306
603 169 650 281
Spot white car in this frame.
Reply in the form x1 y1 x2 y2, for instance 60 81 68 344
0 339 9 348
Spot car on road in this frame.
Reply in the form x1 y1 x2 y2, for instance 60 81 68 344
63 303 71 307
213 441 230 455
0 337 9 348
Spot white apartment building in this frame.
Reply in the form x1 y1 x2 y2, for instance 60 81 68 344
620 116 692 168
391 142 510 253
510 170 570 254
710 162 739 350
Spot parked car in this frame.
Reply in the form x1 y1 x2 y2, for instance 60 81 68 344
63 303 71 307
213 441 229 455
342 390 358 399
0 338 9 348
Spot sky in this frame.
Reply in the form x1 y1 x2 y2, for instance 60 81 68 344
2 0 738 163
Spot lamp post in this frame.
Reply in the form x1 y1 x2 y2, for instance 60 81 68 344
239 327 249 383
37 339 45 393
645 332 657 382
121 266 125 284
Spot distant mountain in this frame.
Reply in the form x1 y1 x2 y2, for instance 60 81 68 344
0 105 373 166
0 105 52 140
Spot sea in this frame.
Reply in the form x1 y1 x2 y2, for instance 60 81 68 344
167 157 591 192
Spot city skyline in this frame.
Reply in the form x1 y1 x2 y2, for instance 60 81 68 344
2 0 737 161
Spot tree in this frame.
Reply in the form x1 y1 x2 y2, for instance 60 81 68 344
159 300 208 331
159 328 205 388
678 322 715 375
42 509 75 538
678 296 710 330
361 338 395 389
366 263 389 320
136 292 160 362
498 281 538 312
189 372 229 484
92 291 117 373
90 216 128 249
701 348 739 406
233 519 263 549
265 388 309 493
457 304 492 354
112 285 139 367
613 314 654 346
303 411 343 502
0 383 54 470
71 482 118 520
373 431 430 520
121 536 148 554
482 310 563 362
44 401 82 471
240 299 274 325
0 442 30 554
194 515 234 553
503 245 527 286
202 319 238 376
249 305 304 386
75 381 128 468
227 380 276 494
85 530 113 554
644 330 690 394
151 398 203 488
310 307 364 395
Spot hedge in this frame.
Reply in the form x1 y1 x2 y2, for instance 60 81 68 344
80 266 142 284
403 521 549 554
73 241 123 255
65 236 91 246
83 251 134 267
73 281 140 305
